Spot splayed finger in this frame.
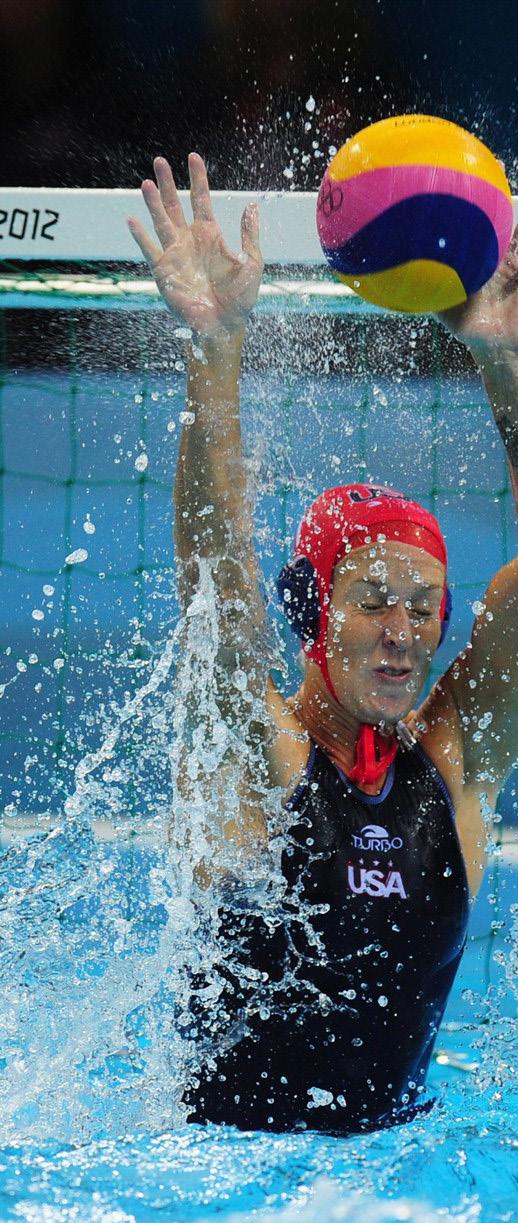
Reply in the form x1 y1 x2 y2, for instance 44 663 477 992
154 157 188 230
141 179 176 250
127 216 162 269
188 153 216 225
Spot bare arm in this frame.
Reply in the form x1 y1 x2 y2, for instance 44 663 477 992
129 153 266 687
175 331 248 567
413 232 518 895
477 349 518 515
445 349 518 788
175 329 267 677
128 155 290 877
435 224 518 787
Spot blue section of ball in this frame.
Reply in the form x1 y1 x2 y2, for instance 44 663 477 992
323 194 499 294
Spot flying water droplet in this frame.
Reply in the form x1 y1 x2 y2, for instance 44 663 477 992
65 548 88 566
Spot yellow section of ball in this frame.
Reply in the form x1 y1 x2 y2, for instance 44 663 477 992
338 260 467 314
329 115 511 198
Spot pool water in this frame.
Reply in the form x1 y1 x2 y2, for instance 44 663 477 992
0 361 517 1222
0 835 515 1223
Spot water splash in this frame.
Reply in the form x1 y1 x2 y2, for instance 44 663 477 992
0 558 286 1145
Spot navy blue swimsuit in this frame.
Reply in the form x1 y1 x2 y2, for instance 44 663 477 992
185 742 469 1135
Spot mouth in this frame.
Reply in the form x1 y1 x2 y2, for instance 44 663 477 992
373 666 413 686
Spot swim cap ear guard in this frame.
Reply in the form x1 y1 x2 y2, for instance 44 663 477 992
276 557 321 644
276 559 452 648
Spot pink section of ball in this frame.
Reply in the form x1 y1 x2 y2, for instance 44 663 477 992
316 165 513 262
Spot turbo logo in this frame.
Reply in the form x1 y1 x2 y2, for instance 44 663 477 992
352 824 403 852
347 864 408 899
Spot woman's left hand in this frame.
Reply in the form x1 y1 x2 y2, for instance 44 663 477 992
437 221 518 356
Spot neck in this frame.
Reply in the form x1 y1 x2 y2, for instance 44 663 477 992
292 660 396 793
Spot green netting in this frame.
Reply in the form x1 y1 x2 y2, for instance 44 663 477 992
0 280 515 1017
0 292 514 746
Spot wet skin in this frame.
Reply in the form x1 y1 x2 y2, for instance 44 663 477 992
325 542 445 726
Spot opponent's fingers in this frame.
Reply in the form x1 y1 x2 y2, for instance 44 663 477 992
188 152 216 224
127 216 162 269
240 202 262 262
153 156 187 229
141 178 176 249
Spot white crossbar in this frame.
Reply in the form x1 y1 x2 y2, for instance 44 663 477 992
2 188 517 265
0 188 320 263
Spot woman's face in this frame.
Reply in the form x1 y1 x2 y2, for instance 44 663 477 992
325 541 445 724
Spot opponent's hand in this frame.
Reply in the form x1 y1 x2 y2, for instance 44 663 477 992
128 153 264 337
437 222 518 356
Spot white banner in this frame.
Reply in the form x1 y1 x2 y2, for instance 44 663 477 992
1 187 516 266
0 188 322 264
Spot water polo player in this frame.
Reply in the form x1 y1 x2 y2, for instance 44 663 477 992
129 154 518 1135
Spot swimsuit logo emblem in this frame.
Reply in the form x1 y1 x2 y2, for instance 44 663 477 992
347 864 408 899
352 824 403 852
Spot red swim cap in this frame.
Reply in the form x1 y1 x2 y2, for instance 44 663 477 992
293 483 448 697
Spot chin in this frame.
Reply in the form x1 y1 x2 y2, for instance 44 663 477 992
334 671 424 724
376 704 411 726
360 691 416 725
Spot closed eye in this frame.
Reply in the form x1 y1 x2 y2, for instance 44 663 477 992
358 600 434 618
405 601 435 620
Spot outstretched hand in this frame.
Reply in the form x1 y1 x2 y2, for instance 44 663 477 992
437 221 518 355
128 153 264 337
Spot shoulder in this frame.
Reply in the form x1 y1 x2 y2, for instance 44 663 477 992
427 569 518 791
415 679 494 899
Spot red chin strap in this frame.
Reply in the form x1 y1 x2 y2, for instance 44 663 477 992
295 485 448 787
347 725 398 787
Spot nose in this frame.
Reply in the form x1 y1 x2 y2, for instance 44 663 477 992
381 601 414 649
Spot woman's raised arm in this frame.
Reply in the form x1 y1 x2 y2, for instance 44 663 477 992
434 223 518 792
128 155 283 878
129 154 267 707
